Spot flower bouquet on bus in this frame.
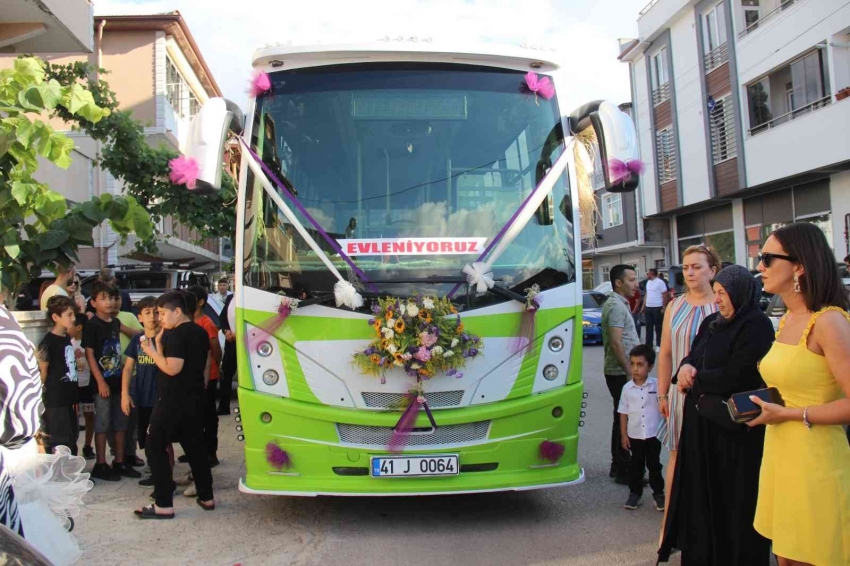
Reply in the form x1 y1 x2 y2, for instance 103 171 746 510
353 296 482 383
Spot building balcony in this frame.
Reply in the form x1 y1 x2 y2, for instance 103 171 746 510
704 42 729 74
1 0 94 53
744 96 850 186
653 82 672 106
638 0 697 41
737 0 797 39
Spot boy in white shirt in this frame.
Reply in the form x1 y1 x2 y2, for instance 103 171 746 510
619 344 664 511
69 313 95 459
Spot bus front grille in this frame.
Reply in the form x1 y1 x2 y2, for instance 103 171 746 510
335 421 491 449
361 390 465 409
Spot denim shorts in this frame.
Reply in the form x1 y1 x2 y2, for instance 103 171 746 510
93 382 130 434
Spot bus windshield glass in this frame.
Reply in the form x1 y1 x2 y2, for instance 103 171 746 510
242 62 575 306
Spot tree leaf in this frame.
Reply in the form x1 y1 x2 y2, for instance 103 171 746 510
35 80 62 110
36 230 69 251
0 131 15 158
17 88 42 112
13 118 34 148
10 181 36 206
4 244 20 259
13 58 45 83
79 200 106 223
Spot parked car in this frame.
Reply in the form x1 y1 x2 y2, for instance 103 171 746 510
16 269 97 311
80 265 213 315
764 277 850 332
582 291 605 345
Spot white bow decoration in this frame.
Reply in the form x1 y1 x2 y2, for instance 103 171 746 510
463 262 495 295
334 280 364 310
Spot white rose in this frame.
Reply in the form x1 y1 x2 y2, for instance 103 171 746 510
432 346 443 356
398 303 407 316
407 305 420 317
385 318 394 328
382 328 395 339
451 338 459 348
443 351 454 358
387 344 398 354
411 363 421 369
402 353 412 361
422 298 435 310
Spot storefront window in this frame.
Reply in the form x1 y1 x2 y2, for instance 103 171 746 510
797 214 833 248
679 232 735 264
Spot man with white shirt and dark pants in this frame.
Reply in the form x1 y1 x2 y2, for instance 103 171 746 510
642 268 669 350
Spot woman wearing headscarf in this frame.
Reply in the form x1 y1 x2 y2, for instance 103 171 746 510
658 265 774 566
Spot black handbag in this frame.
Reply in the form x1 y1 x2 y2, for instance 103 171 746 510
695 393 742 431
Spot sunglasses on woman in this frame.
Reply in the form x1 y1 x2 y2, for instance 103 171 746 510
758 252 797 268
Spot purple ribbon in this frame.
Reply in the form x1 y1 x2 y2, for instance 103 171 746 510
447 153 567 298
239 138 378 293
388 392 437 453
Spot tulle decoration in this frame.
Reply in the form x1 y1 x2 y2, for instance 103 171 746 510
265 442 291 471
539 440 565 463
523 72 556 105
249 296 299 353
462 262 495 295
168 155 199 190
514 285 543 354
334 280 364 310
249 71 272 97
388 391 437 454
5 443 93 566
608 158 645 183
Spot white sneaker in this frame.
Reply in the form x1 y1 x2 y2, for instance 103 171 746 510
175 472 193 486
183 483 197 497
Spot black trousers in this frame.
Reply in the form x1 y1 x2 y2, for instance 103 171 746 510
644 307 663 348
204 381 219 458
628 437 664 496
145 400 213 508
218 342 236 413
605 374 631 475
137 406 153 450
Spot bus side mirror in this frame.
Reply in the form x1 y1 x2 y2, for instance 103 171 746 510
569 100 640 193
185 97 244 195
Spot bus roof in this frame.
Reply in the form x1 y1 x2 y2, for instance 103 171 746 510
252 40 561 74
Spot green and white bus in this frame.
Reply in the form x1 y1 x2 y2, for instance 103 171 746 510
186 40 640 496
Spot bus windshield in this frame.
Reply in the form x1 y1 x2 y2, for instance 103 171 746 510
242 62 575 307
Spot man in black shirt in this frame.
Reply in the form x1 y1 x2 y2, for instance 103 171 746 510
217 291 236 415
135 291 214 519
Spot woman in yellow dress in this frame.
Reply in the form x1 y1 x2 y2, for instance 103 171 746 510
749 223 850 566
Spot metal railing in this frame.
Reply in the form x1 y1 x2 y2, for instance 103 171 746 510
639 0 661 17
709 100 738 163
739 0 796 37
748 95 832 136
653 82 671 106
704 42 729 74
656 130 677 184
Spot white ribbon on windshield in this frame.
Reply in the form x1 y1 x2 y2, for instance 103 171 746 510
242 152 364 310
462 145 572 294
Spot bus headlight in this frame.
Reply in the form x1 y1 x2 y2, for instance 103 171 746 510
263 369 279 385
257 341 273 357
543 365 559 381
548 337 564 352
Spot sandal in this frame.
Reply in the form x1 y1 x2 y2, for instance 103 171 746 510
134 504 174 520
196 498 215 511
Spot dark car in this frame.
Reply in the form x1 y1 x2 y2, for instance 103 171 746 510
582 291 605 345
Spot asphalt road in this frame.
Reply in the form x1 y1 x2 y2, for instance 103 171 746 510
75 344 679 566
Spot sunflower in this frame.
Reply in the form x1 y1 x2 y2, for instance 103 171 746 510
369 354 381 365
380 339 390 351
374 322 383 336
394 319 405 333
385 309 394 321
456 323 464 334
418 368 432 378
449 305 458 314
393 352 405 365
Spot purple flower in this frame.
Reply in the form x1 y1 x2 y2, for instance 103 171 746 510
378 357 387 366
419 332 438 348
368 318 376 326
364 347 376 355
456 315 461 326
455 372 463 379
406 368 419 377
446 368 456 377
461 333 470 342
371 304 381 314
408 346 418 354
394 300 400 310
462 349 470 358
468 347 479 357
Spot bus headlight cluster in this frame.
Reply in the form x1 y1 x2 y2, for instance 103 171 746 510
543 365 559 381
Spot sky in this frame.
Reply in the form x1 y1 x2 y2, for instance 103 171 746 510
93 0 645 111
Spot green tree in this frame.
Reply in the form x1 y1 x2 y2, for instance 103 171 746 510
42 60 237 244
0 57 154 307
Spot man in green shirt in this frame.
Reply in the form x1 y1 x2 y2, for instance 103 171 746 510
602 264 640 484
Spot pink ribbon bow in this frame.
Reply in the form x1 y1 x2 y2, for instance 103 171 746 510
168 155 199 190
249 70 272 98
523 72 555 105
608 158 645 183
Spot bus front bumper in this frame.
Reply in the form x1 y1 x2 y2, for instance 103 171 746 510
235 381 584 496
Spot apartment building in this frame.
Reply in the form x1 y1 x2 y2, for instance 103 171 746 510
0 11 229 270
581 103 670 289
619 0 850 269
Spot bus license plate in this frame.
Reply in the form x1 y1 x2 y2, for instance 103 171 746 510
371 455 459 477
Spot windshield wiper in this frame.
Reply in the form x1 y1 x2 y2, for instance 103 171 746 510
367 276 527 305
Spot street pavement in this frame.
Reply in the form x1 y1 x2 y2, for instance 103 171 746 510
74 344 681 566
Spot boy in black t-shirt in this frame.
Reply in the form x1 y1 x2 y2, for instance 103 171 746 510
84 281 140 481
37 296 80 455
134 291 214 519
